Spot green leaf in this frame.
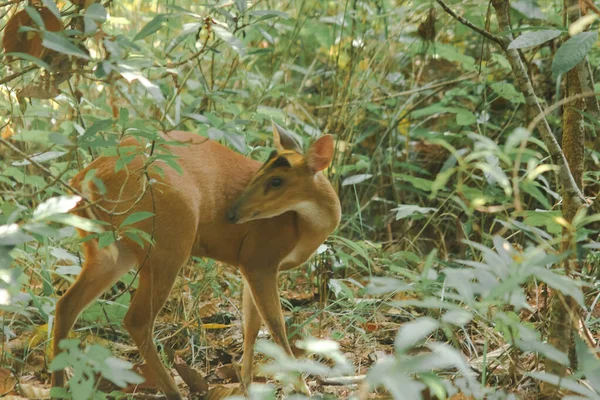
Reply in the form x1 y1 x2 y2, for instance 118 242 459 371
0 224 34 246
249 10 290 20
552 31 598 78
134 14 167 41
49 352 71 371
24 6 44 28
1 52 51 70
84 3 107 22
79 118 114 141
520 181 550 209
455 109 476 126
342 174 373 186
41 0 61 20
120 211 154 227
33 196 82 221
42 31 90 60
508 29 562 50
531 267 585 307
490 82 525 103
45 214 103 233
392 205 437 220
517 339 569 365
395 317 438 352
395 173 434 192
234 0 247 14
213 26 246 56
97 231 116 249
511 1 545 19
519 210 562 234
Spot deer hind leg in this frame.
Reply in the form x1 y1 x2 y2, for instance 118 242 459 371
241 280 262 389
52 241 137 388
242 266 311 395
123 250 189 400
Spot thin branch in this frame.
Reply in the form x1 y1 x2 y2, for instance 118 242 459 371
0 65 37 85
0 136 99 206
435 0 506 49
316 72 479 109
0 0 23 7
526 91 600 132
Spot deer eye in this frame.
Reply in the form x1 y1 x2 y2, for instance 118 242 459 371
270 177 283 187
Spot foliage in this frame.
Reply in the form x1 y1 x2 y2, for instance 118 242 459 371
1 0 600 399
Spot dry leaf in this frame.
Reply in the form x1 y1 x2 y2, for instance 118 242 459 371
214 364 239 383
3 8 63 60
173 356 208 395
198 301 219 318
19 383 50 399
202 323 233 330
205 384 243 400
0 368 17 396
1 125 14 140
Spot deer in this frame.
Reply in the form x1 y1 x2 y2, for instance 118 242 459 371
50 122 342 399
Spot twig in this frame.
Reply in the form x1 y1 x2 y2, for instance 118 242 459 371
435 0 506 49
315 72 479 109
0 0 23 7
317 375 366 386
526 92 600 133
0 137 94 204
0 65 38 85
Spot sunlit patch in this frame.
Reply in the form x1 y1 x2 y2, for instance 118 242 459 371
0 289 10 305
472 197 486 207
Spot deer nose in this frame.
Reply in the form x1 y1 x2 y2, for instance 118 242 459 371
227 207 238 223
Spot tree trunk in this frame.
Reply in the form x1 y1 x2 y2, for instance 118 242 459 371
543 0 586 397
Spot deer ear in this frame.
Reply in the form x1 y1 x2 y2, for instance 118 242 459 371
272 121 303 153
306 135 335 173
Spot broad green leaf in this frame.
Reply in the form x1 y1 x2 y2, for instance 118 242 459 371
531 267 585 307
120 211 155 227
213 26 246 56
41 0 61 20
441 310 473 327
552 32 598 78
84 3 107 22
519 210 562 234
134 14 168 41
24 6 44 28
511 1 545 19
517 339 569 365
224 131 246 152
79 118 113 141
97 231 116 249
0 224 34 246
508 29 562 50
42 31 90 59
490 82 525 103
528 372 598 397
395 173 434 192
395 317 438 352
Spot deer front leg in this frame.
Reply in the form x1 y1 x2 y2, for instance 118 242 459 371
242 266 311 396
241 280 262 389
